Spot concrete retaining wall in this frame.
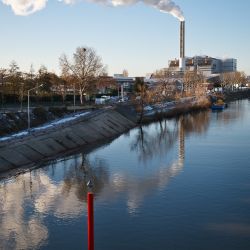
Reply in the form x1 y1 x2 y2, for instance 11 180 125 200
0 109 136 174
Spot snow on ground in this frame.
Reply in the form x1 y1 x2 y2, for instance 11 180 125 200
0 111 91 142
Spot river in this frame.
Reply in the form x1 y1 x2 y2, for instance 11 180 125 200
0 99 250 250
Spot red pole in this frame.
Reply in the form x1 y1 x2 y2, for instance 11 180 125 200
88 192 94 250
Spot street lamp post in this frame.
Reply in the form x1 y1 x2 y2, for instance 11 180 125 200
27 84 43 130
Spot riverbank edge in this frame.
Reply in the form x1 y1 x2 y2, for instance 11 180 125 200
0 108 136 178
0 91 249 178
141 97 211 124
224 89 250 102
0 100 209 179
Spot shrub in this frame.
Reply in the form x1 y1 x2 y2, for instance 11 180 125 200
32 107 48 122
48 107 67 117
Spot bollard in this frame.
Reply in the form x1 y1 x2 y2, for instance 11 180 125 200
88 192 94 250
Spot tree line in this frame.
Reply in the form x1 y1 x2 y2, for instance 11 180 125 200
153 68 248 96
0 46 115 108
1 45 248 111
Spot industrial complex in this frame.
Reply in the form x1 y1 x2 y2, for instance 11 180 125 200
168 56 237 77
164 21 237 77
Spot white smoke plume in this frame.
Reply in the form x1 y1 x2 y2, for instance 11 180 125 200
2 0 47 16
64 0 185 21
2 0 184 21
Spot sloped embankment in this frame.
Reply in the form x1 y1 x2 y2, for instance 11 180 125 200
0 107 73 137
0 109 136 175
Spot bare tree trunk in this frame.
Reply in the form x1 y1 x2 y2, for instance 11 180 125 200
79 88 83 105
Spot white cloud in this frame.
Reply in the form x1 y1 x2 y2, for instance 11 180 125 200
2 0 48 16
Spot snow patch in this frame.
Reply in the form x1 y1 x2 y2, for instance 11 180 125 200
0 111 91 142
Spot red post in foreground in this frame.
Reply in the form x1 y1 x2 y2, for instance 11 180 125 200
88 192 94 250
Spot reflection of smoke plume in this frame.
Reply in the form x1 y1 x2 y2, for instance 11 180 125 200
2 0 47 16
2 0 184 21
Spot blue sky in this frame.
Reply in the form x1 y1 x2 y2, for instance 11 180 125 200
0 0 250 76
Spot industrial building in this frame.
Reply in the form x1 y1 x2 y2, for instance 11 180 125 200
168 56 237 77
166 21 237 77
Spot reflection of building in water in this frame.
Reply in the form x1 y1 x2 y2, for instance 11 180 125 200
0 113 212 248
102 119 187 214
178 117 185 167
156 117 185 191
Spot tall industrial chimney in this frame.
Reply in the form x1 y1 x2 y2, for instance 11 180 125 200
179 21 185 71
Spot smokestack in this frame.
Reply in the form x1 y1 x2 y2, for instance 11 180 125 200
179 21 186 71
180 21 185 58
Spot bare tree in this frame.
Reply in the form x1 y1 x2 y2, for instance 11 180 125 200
234 71 247 89
59 46 106 104
96 76 117 95
220 72 247 91
8 61 22 96
8 61 25 109
153 68 173 79
220 72 235 91
183 71 204 95
0 68 8 108
152 68 177 101
133 77 153 123
23 64 36 91
156 79 177 101
58 73 70 104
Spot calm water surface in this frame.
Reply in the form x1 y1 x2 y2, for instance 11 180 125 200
1 99 250 250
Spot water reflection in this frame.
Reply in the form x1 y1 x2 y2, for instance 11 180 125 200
0 173 48 249
99 112 210 213
130 120 178 162
212 100 247 125
0 111 212 248
207 223 250 237
182 111 210 136
62 156 110 202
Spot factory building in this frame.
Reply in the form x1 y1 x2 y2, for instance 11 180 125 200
165 20 237 77
168 56 237 77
